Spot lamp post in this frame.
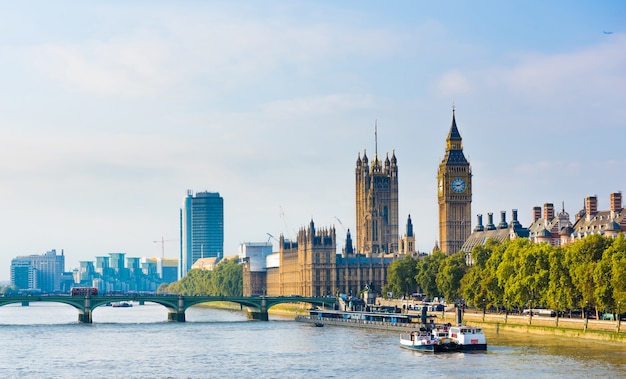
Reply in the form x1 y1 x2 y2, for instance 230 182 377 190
482 298 486 322
583 301 589 331
555 300 560 327
617 301 621 333
504 298 508 324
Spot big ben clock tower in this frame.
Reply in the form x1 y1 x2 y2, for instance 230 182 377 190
437 108 472 255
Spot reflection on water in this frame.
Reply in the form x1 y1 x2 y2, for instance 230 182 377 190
485 327 626 368
0 302 624 378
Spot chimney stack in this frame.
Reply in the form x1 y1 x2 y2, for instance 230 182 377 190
498 211 508 229
474 214 484 232
610 192 622 212
486 213 496 230
544 203 554 220
585 196 598 215
533 206 541 222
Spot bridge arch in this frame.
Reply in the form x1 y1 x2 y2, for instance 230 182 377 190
0 295 336 323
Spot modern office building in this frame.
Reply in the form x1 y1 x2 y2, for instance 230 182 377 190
438 109 472 255
10 258 34 289
180 190 224 278
355 130 399 256
10 249 65 292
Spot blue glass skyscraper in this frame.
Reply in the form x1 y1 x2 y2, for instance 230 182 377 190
180 190 224 278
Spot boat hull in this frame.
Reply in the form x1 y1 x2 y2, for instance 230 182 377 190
400 344 441 352
457 343 487 351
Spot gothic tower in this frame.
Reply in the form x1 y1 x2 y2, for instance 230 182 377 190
398 214 416 256
437 109 472 254
355 128 399 257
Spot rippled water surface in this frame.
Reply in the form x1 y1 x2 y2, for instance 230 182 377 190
1 303 624 378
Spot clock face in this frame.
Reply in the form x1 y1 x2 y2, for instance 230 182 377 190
438 178 444 195
451 177 466 193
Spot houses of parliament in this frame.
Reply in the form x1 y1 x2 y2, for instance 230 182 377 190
242 110 472 297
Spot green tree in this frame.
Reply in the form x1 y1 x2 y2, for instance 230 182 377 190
565 234 609 314
546 246 574 312
415 251 445 298
436 252 467 303
384 255 418 298
461 239 505 308
211 258 243 296
497 238 552 307
166 269 212 295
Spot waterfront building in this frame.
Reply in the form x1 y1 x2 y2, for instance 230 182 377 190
109 253 126 270
461 210 529 264
355 129 399 256
437 109 472 255
142 257 178 284
72 252 174 293
528 203 573 246
126 257 141 272
159 258 178 283
238 242 273 272
76 261 95 283
10 258 34 289
243 220 392 297
180 190 224 278
95 256 111 276
568 193 625 242
10 249 65 292
191 257 219 270
239 242 273 295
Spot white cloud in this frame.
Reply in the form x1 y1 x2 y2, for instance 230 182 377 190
24 7 405 99
435 70 472 97
260 93 375 119
30 35 181 98
489 34 626 102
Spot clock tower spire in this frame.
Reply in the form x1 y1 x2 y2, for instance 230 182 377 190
437 108 472 255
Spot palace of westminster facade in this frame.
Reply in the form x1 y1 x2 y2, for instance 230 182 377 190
242 110 624 297
242 110 473 297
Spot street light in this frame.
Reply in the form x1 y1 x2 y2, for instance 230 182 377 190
504 298 508 324
555 300 560 327
583 301 589 330
617 301 622 333
482 298 486 322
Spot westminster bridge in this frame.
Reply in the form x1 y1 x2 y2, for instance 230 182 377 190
0 295 337 323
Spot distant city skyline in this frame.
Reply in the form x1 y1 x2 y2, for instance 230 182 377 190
0 2 625 280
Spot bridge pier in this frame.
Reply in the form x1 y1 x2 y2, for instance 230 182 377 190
247 297 268 321
167 311 186 322
78 310 93 324
79 295 93 323
167 295 186 322
247 310 269 321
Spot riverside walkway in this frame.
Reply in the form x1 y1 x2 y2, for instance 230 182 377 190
0 294 336 323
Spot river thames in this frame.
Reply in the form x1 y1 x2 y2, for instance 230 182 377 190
0 302 624 378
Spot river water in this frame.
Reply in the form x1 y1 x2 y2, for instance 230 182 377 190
0 303 624 378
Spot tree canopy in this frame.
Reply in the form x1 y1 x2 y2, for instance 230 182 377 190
161 258 243 296
386 234 626 315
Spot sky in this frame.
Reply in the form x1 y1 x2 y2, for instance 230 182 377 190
0 1 624 281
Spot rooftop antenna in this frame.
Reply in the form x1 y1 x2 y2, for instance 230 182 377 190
375 119 378 157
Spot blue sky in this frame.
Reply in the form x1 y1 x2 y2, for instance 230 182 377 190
0 1 624 280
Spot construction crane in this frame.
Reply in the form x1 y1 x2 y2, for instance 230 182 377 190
335 216 347 232
266 233 278 243
153 236 178 258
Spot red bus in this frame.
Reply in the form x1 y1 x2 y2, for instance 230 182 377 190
70 287 98 296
